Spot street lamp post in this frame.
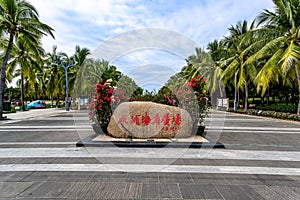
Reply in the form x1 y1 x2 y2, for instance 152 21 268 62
54 59 77 112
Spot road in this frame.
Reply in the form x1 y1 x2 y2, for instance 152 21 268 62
0 109 299 199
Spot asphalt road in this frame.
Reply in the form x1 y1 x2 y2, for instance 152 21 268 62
0 109 299 199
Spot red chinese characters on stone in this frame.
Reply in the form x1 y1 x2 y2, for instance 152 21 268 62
117 113 182 132
172 114 182 125
131 115 141 126
142 112 151 125
117 115 128 124
162 114 170 126
153 114 161 125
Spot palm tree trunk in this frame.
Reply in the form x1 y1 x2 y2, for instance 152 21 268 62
218 80 223 98
267 87 270 105
237 89 240 109
0 33 15 118
34 84 38 100
51 94 54 108
20 70 25 111
244 84 248 111
295 65 300 116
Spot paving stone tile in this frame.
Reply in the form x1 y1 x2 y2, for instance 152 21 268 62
252 185 300 200
0 171 33 182
255 174 300 187
215 184 264 200
141 183 182 199
290 186 300 197
180 184 223 199
0 182 34 198
0 172 15 181
126 172 159 183
59 182 101 199
222 174 264 185
190 173 230 185
160 183 183 199
20 171 63 182
54 171 96 182
91 171 127 183
60 182 142 199
159 172 194 184
269 186 300 200
18 181 72 198
141 184 162 199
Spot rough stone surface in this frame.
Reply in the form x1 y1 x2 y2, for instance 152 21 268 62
108 101 193 138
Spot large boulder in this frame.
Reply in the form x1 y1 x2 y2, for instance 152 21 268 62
108 101 193 138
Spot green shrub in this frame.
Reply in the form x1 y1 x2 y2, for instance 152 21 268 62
228 108 300 121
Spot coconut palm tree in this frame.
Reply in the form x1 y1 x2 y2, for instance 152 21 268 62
7 34 45 110
185 47 213 81
245 0 300 116
68 45 90 98
206 40 226 98
0 0 54 118
45 46 64 107
221 20 258 111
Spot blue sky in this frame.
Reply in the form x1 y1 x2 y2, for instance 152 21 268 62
28 0 274 90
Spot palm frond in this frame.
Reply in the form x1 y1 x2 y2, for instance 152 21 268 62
280 40 300 74
255 48 284 94
245 36 286 65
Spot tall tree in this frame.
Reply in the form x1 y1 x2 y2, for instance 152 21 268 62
222 20 258 111
206 40 226 99
45 45 64 107
68 45 90 98
7 34 44 110
0 0 54 118
185 47 213 81
246 0 300 116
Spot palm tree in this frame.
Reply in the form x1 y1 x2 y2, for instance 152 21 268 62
74 45 90 67
7 34 45 110
45 46 64 107
206 40 226 99
184 47 213 81
68 45 90 99
0 0 54 118
221 20 258 111
245 0 300 116
73 59 122 100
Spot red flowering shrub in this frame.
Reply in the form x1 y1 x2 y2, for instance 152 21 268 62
129 90 178 107
88 80 114 125
88 80 127 125
89 75 208 127
187 75 209 124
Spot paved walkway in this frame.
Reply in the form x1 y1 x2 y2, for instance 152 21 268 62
0 109 299 199
2 108 67 122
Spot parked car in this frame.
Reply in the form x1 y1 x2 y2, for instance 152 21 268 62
26 100 46 109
